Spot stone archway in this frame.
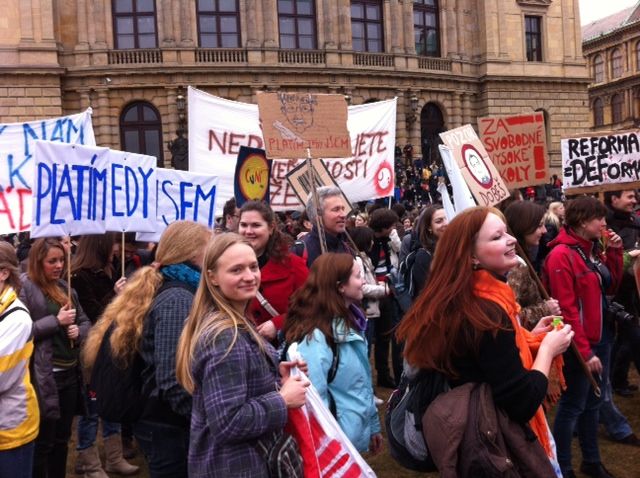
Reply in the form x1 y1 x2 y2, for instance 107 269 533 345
420 102 445 166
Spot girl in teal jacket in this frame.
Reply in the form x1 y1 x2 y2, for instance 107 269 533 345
284 253 382 454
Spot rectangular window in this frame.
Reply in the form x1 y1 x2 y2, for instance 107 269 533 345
351 0 384 53
197 0 240 48
414 0 439 57
278 0 317 50
113 0 158 49
525 15 542 62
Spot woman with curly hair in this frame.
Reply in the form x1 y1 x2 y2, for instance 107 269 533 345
82 221 211 478
20 238 91 478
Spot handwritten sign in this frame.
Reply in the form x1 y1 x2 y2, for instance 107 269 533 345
105 150 157 233
31 141 109 238
440 125 509 207
561 130 640 194
136 168 218 243
0 109 95 234
234 146 270 206
285 158 352 214
478 112 549 188
188 87 396 213
257 92 351 159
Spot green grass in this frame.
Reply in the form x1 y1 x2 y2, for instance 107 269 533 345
68 370 640 477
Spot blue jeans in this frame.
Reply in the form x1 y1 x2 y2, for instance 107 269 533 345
77 394 121 450
0 441 35 478
133 420 189 478
598 322 633 440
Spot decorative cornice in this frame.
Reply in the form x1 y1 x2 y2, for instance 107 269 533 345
516 0 552 7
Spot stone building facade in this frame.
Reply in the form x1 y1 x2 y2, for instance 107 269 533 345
583 4 640 132
1 0 590 169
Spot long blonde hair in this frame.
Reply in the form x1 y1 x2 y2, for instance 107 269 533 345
176 233 265 394
544 201 564 230
82 221 211 370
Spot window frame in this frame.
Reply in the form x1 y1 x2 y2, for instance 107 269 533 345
593 98 604 127
611 93 624 124
413 0 440 57
593 54 604 82
112 0 158 50
351 0 384 53
524 15 543 62
611 48 623 78
119 102 165 167
277 0 317 50
196 0 241 48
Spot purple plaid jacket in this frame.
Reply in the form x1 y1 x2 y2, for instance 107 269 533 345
188 326 288 477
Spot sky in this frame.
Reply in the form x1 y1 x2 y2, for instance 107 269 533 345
579 0 639 25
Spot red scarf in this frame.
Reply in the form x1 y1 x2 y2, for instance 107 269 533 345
473 269 564 457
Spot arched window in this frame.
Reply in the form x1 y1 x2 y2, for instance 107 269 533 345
611 93 624 123
120 102 164 166
612 48 623 78
593 98 604 127
414 0 440 57
420 102 445 166
593 54 604 82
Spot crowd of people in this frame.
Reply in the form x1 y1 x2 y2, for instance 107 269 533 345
0 181 639 478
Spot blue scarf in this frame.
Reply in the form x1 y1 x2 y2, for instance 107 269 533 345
160 263 201 290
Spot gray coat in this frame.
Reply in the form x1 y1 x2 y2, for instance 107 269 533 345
19 273 90 420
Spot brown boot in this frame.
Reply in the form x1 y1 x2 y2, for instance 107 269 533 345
75 445 109 478
104 434 140 475
122 435 137 459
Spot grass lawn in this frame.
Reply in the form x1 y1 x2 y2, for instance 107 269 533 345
67 370 640 477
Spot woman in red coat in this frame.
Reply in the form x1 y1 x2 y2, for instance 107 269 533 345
238 201 309 343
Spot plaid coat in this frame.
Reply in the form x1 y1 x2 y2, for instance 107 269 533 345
188 326 287 477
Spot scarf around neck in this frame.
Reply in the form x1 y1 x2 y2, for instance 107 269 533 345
472 269 564 458
0 286 17 315
160 263 201 290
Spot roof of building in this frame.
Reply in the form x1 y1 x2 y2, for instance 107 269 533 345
582 4 640 42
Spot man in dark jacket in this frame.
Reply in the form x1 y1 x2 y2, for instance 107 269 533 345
605 190 640 399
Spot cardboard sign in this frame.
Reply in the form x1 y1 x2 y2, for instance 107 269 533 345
257 92 351 159
234 146 270 206
136 168 218 243
31 141 109 238
188 87 396 212
440 125 509 207
285 158 352 214
561 130 640 194
0 109 95 234
478 112 549 188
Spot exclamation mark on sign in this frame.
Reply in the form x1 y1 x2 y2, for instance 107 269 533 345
534 146 546 179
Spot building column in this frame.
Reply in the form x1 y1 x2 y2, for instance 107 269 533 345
179 0 194 45
91 0 107 48
79 90 92 110
452 92 463 127
263 0 278 47
76 0 89 49
96 89 111 146
40 0 55 40
462 92 472 125
390 0 402 53
19 0 34 42
245 0 260 47
337 0 352 50
402 0 415 54
322 0 338 49
161 0 176 46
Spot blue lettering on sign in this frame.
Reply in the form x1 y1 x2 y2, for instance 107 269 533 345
111 163 124 217
161 179 180 225
195 183 217 226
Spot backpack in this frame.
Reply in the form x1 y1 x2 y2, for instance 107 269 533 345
392 247 422 313
91 280 194 423
385 368 449 472
290 240 308 264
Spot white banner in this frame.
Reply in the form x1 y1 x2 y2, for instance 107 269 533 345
188 87 396 213
105 151 157 233
136 168 218 243
32 141 109 238
0 109 95 234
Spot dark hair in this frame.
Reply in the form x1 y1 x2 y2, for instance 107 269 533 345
0 241 21 293
223 197 237 219
349 226 374 253
417 204 444 252
285 253 355 345
238 201 292 263
564 196 607 229
71 233 117 276
368 208 399 232
391 203 406 219
603 190 636 207
504 201 545 251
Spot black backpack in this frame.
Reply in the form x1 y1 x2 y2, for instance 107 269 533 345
385 368 449 472
91 280 194 423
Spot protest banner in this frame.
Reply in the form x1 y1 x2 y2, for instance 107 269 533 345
188 87 396 213
561 130 640 194
257 92 351 159
285 158 353 214
234 146 270 206
478 112 548 188
136 168 218 243
31 141 109 238
0 109 95 234
105 150 157 233
438 145 475 217
440 124 509 207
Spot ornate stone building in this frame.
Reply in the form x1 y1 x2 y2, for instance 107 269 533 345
583 3 640 131
1 0 589 168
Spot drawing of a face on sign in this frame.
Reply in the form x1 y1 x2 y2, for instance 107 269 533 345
461 144 493 189
278 93 317 134
374 160 394 196
239 153 270 201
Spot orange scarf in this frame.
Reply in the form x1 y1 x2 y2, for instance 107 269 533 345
473 269 564 457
